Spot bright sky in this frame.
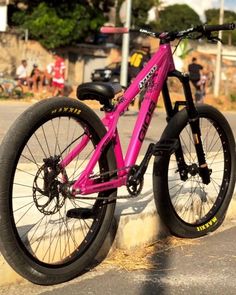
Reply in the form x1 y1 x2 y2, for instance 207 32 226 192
164 0 236 20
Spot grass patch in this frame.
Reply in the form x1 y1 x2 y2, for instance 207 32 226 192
230 93 236 103
103 237 198 271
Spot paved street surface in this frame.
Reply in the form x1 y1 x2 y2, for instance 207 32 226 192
0 101 168 156
0 221 236 294
1 101 236 294
1 100 236 154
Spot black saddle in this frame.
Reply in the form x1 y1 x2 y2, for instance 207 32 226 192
77 82 123 110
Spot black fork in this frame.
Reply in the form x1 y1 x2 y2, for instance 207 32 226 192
162 70 211 185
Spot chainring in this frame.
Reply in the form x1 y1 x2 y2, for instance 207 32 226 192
126 165 144 196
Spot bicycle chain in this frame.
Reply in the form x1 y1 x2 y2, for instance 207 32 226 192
74 194 138 200
74 165 140 200
89 165 131 180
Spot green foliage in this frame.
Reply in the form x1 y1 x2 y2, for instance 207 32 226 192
205 9 236 24
205 9 236 45
132 0 156 27
117 0 157 27
10 1 114 49
230 93 236 103
177 39 193 59
152 4 201 32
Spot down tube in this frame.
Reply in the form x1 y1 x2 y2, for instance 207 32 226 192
125 59 173 167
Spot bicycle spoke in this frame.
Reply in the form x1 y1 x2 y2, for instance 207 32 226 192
167 114 230 225
10 115 108 265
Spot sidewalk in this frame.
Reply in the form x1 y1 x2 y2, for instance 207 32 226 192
0 158 235 286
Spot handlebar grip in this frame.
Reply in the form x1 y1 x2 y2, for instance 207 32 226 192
203 23 235 32
100 27 129 34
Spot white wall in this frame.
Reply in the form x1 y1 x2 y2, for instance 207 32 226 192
0 5 7 32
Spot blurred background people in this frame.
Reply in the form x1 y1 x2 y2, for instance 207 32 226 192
16 59 29 86
51 52 66 96
29 64 43 92
188 57 204 103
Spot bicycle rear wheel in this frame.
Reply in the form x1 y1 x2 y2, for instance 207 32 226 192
0 97 117 285
153 105 236 238
0 84 4 97
12 85 24 99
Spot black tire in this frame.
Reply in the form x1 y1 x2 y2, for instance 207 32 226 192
0 97 117 285
12 85 24 99
153 104 236 238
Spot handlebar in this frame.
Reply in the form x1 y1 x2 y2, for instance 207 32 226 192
202 23 235 32
100 23 236 41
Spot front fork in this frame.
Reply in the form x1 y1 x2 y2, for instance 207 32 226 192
162 71 211 185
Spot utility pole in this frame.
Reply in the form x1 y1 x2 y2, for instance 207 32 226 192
120 0 132 87
213 0 224 97
0 0 8 32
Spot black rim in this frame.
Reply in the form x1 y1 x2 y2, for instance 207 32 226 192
10 113 110 267
168 116 230 225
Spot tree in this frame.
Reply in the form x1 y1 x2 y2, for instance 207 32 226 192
9 1 115 49
131 0 157 27
205 9 236 46
117 0 158 28
151 4 201 32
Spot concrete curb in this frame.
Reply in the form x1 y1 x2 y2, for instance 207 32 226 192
113 193 236 251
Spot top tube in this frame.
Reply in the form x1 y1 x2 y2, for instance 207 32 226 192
114 41 175 117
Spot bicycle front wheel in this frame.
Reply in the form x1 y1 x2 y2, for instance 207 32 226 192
0 97 117 285
153 104 236 238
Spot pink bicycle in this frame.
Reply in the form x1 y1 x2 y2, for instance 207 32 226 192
0 23 235 285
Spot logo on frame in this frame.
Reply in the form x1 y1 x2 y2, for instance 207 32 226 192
139 65 158 90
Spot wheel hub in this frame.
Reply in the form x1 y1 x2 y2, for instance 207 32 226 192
33 156 67 215
188 163 199 176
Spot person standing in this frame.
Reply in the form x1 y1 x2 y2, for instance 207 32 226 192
129 46 151 109
129 46 151 82
188 57 203 103
51 53 66 96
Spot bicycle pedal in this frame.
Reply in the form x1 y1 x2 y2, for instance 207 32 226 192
66 208 94 219
153 139 179 156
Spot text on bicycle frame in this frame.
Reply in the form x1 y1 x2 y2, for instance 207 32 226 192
139 65 158 90
138 100 156 142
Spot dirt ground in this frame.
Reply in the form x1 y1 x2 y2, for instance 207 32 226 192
2 85 236 112
158 91 236 112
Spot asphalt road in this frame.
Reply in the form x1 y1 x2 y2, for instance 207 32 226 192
0 100 168 157
1 100 236 294
1 221 236 295
1 100 236 154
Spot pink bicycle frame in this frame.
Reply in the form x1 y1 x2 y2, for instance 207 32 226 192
60 42 175 196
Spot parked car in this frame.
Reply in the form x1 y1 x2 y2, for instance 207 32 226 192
91 62 131 83
91 62 144 110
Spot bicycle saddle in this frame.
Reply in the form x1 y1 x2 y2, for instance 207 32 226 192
77 82 122 110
